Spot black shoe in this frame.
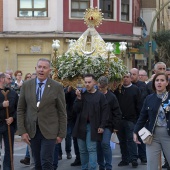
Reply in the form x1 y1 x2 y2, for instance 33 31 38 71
162 162 170 169
118 161 129 166
131 160 138 168
70 159 81 166
67 153 72 159
99 167 105 170
140 158 147 164
20 157 30 165
58 155 62 160
53 166 58 170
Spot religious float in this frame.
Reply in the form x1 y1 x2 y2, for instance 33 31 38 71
51 7 127 89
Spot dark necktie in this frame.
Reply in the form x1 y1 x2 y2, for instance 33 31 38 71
36 83 44 102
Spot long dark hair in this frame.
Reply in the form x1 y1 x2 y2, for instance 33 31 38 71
152 72 170 92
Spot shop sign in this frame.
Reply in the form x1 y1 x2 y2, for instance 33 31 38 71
135 54 144 60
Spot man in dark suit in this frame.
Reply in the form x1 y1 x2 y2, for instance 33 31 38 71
17 58 67 170
130 68 147 164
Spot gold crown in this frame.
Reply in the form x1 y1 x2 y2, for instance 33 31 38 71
84 7 104 28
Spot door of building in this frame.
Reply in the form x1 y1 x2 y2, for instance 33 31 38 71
17 54 51 78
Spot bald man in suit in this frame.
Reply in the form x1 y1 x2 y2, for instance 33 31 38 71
17 58 67 170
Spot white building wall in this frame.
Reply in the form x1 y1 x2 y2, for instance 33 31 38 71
3 0 63 32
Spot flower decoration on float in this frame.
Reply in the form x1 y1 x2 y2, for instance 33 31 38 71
56 51 127 83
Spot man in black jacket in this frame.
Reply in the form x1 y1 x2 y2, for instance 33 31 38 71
57 86 81 166
97 76 122 170
0 73 18 169
72 74 109 170
114 72 141 168
130 68 148 164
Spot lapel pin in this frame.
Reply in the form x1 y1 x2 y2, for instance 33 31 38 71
48 85 50 87
37 102 40 107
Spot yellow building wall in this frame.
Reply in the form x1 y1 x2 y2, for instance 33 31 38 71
0 38 68 77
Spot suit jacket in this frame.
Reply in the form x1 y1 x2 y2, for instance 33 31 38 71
146 81 153 95
17 78 67 139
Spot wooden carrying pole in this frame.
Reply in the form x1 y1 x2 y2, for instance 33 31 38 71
1 90 14 170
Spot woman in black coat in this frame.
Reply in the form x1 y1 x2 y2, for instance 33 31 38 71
133 72 170 170
134 73 170 170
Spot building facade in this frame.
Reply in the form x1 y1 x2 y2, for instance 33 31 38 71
0 0 141 76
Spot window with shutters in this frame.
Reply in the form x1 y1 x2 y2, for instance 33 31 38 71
18 0 48 17
99 0 115 19
120 0 132 22
71 0 90 18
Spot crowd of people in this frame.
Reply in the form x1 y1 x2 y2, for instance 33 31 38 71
0 59 170 170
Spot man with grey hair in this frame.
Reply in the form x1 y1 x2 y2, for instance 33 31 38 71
97 76 122 170
154 61 166 73
17 58 67 170
146 62 166 95
4 73 12 88
5 69 15 88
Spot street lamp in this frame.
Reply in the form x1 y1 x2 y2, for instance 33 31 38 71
105 42 115 76
52 40 60 80
106 42 114 62
119 42 127 58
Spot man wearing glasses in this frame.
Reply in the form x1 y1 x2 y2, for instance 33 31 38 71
4 73 12 87
0 73 18 169
139 70 148 83
5 69 15 88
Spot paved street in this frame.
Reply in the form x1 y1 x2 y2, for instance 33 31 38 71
1 135 159 170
